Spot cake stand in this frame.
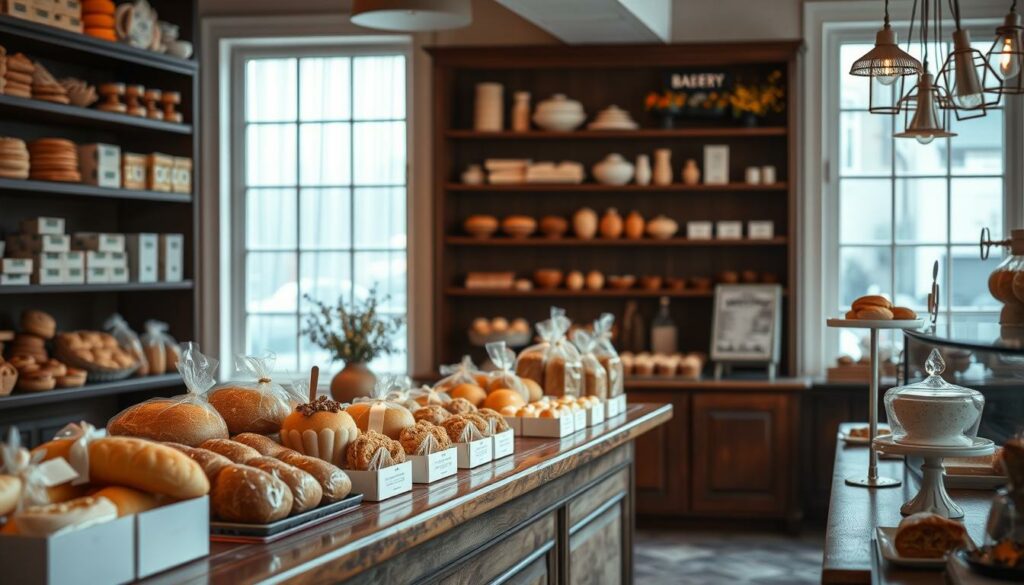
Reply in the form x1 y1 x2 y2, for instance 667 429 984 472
873 435 995 518
826 318 924 488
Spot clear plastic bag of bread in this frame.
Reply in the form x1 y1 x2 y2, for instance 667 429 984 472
436 355 487 392
145 319 183 372
103 313 149 376
107 343 230 447
571 329 609 400
514 307 583 397
410 384 452 408
485 341 529 401
1 427 52 514
592 313 625 398
206 353 305 435
138 320 171 376
345 375 416 440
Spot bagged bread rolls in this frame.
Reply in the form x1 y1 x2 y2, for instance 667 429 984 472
485 341 529 401
211 464 292 523
233 433 352 503
280 376 359 467
247 456 322 515
433 355 483 395
345 375 416 440
104 313 149 376
140 320 169 376
592 313 625 398
514 308 583 398
571 329 608 400
108 343 229 446
207 353 301 435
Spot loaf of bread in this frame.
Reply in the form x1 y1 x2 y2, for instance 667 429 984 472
107 400 229 447
232 432 287 457
345 401 415 440
16 495 118 537
88 437 210 499
90 486 161 517
894 512 967 558
0 474 21 517
514 352 544 386
199 438 261 463
165 443 234 484
208 386 292 435
247 456 322 514
233 432 351 504
211 464 291 524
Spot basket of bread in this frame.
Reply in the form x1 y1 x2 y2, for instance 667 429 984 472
55 331 140 382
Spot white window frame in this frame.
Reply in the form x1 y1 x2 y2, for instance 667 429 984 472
803 1 1024 376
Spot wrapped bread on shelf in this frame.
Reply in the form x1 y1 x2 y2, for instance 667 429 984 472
571 329 609 400
232 433 352 504
515 307 583 397
400 421 451 456
592 313 625 397
345 430 405 471
409 384 454 408
139 320 171 375
107 343 229 446
434 355 485 393
207 353 302 435
104 313 149 376
485 341 529 402
345 375 416 440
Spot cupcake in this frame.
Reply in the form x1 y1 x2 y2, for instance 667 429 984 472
280 395 360 466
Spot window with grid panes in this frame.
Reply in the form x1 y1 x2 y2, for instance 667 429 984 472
239 52 408 374
833 39 1005 360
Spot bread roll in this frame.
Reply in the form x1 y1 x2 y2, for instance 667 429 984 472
276 451 351 504
522 378 543 402
88 437 210 499
894 512 966 558
164 443 233 484
208 386 291 435
0 474 21 517
232 432 287 457
16 495 118 537
90 486 160 517
199 438 261 463
483 389 526 412
449 383 487 407
211 464 291 524
108 400 229 447
247 456 322 514
345 401 415 440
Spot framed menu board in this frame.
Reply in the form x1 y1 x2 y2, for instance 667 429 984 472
710 284 783 379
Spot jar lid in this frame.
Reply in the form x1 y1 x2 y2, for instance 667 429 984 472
889 349 980 401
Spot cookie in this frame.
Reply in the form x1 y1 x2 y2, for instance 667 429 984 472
0 137 27 150
464 413 491 437
413 404 451 426
30 170 81 182
4 71 32 85
441 415 480 443
0 168 29 179
345 430 405 471
0 159 29 171
4 86 31 98
399 421 451 455
29 138 75 149
6 54 34 75
477 408 510 433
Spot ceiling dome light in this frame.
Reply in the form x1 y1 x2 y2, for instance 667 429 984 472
351 0 472 32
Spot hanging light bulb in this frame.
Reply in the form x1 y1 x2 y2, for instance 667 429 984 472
894 71 957 143
939 2 1003 118
950 30 985 108
987 3 1024 94
849 0 922 86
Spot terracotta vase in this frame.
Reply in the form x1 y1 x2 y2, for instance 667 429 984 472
330 362 376 404
624 210 645 240
573 207 598 239
600 208 623 239
634 154 651 186
653 148 673 185
682 159 701 186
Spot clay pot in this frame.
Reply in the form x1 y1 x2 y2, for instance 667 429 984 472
653 148 673 185
585 270 605 290
717 271 739 284
573 207 598 239
502 215 537 238
539 215 569 239
534 269 564 289
565 270 584 290
646 215 679 240
682 159 701 186
624 211 645 240
331 362 376 404
600 208 624 239
607 275 637 290
640 275 663 291
464 215 498 238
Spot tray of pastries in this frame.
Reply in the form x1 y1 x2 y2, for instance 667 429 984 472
55 331 140 382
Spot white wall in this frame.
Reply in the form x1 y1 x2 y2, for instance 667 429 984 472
671 0 802 41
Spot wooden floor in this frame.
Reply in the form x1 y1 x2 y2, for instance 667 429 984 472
636 529 824 584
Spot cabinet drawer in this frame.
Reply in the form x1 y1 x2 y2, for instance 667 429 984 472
569 499 625 585
440 512 555 585
569 468 628 528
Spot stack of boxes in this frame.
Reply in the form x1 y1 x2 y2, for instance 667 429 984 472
1 0 83 33
0 217 184 285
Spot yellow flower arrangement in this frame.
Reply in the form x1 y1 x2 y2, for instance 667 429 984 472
729 70 785 117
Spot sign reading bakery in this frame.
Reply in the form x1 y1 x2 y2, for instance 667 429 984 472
664 71 733 91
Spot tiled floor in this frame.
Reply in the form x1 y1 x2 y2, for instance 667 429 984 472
635 529 824 584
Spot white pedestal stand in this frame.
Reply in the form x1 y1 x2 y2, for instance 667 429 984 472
826 318 923 488
873 435 995 518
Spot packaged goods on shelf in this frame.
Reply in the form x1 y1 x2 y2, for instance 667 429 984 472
19 217 65 235
0 274 29 285
147 153 174 192
73 232 126 253
172 157 192 193
122 153 146 189
125 233 159 283
1 257 33 275
6 233 71 253
32 265 63 284
64 264 84 283
85 265 108 283
159 233 184 282
78 144 122 188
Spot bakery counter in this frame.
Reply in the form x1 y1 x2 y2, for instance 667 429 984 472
141 402 671 585
822 424 991 584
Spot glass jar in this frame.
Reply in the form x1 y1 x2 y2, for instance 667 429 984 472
989 229 1024 325
883 348 985 447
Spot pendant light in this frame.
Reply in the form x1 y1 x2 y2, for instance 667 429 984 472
849 0 922 85
351 0 471 32
987 1 1024 94
895 68 957 144
937 0 1002 119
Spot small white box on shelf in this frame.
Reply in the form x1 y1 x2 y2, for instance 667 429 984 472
72 232 125 253
573 409 587 431
715 221 743 240
108 252 127 268
86 266 110 284
62 251 84 270
521 415 575 438
171 157 193 194
78 144 121 187
503 416 522 436
125 233 159 283
2 257 33 275
159 234 184 282
0 516 135 585
607 395 628 417
7 234 71 253
0 240 5 257
346 461 412 502
19 217 65 235
32 266 64 285
456 437 493 469
108 266 129 284
686 221 713 240
703 145 730 185
587 401 606 426
135 496 209 579
747 220 775 240
63 266 85 284
33 252 63 271
85 251 111 269
408 447 458 484
0 274 30 286
1 1 32 21
492 429 515 459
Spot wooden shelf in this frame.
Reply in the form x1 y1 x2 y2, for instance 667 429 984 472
0 178 192 203
446 182 788 192
0 281 193 295
445 127 787 140
445 288 717 298
0 373 182 411
0 16 197 75
445 236 789 247
0 94 192 134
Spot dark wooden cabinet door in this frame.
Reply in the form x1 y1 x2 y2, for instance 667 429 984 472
627 392 688 515
691 392 795 516
439 512 556 585
567 469 630 585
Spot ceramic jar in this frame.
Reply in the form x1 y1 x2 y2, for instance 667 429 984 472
585 270 605 290
761 165 777 184
745 166 762 185
682 159 701 186
533 94 586 131
635 154 651 185
592 153 635 186
512 91 531 132
624 211 645 240
573 207 598 239
600 208 624 238
646 215 679 240
653 149 673 185
566 271 585 291
474 82 504 131
461 164 485 185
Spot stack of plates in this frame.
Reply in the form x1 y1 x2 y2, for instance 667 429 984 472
588 105 638 130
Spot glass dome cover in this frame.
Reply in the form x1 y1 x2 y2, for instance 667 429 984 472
884 349 985 447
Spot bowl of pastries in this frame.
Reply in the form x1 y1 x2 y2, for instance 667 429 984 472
55 331 140 382
468 316 531 347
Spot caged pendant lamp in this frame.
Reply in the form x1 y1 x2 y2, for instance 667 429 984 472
938 0 1002 119
895 68 957 144
987 1 1024 95
850 0 922 114
351 0 471 32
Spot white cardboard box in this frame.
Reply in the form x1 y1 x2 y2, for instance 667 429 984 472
62 251 85 270
716 220 743 240
73 233 126 253
492 429 515 459
7 234 70 253
109 266 129 284
573 409 587 431
1 257 33 275
0 516 135 585
748 220 775 240
0 274 30 285
503 415 522 436
587 401 606 426
521 415 575 438
607 395 627 417
686 221 713 240
347 461 412 502
19 217 66 235
125 233 158 283
30 252 63 271
456 437 493 469
136 496 209 579
703 144 730 185
78 144 122 189
85 251 112 268
32 266 64 285
159 234 184 282
63 266 85 284
86 266 110 284
408 447 458 484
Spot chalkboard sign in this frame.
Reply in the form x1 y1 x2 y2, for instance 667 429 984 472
710 284 783 378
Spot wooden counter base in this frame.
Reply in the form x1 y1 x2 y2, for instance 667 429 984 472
142 403 672 585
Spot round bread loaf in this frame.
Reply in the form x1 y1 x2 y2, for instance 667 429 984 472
444 397 477 415
108 400 229 447
522 378 543 402
207 386 291 435
88 437 210 499
449 383 487 407
211 464 291 523
345 401 415 440
247 456 322 514
483 389 526 412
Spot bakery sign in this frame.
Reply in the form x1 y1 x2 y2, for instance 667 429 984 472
665 70 732 91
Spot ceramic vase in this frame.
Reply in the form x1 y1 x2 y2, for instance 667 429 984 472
653 149 673 185
573 207 598 239
600 208 624 239
474 82 503 131
624 211 645 240
331 362 376 404
635 154 651 185
682 159 701 186
512 91 531 132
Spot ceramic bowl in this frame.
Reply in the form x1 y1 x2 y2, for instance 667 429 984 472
539 216 569 239
592 154 635 186
464 215 498 239
535 94 584 114
533 110 586 132
888 392 981 447
639 276 663 291
534 269 564 290
502 215 537 238
607 275 637 290
665 277 687 291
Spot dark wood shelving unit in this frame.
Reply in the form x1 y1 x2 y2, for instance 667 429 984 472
430 42 799 371
0 4 198 445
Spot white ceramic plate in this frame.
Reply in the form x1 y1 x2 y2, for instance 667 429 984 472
874 435 996 458
876 526 974 568
826 318 924 330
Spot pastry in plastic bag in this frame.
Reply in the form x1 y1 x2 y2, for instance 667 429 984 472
477 408 510 434
592 313 625 397
400 421 451 456
434 355 484 393
572 329 609 399
207 353 302 435
345 430 405 471
103 314 149 376
346 375 416 440
409 384 452 408
413 404 451 425
441 415 485 443
485 341 529 401
515 307 583 397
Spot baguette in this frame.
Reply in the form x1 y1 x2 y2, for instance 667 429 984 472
88 437 209 499
199 438 261 463
247 456 322 514
233 432 350 503
90 486 160 517
232 432 287 457
211 464 291 524
165 443 233 484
